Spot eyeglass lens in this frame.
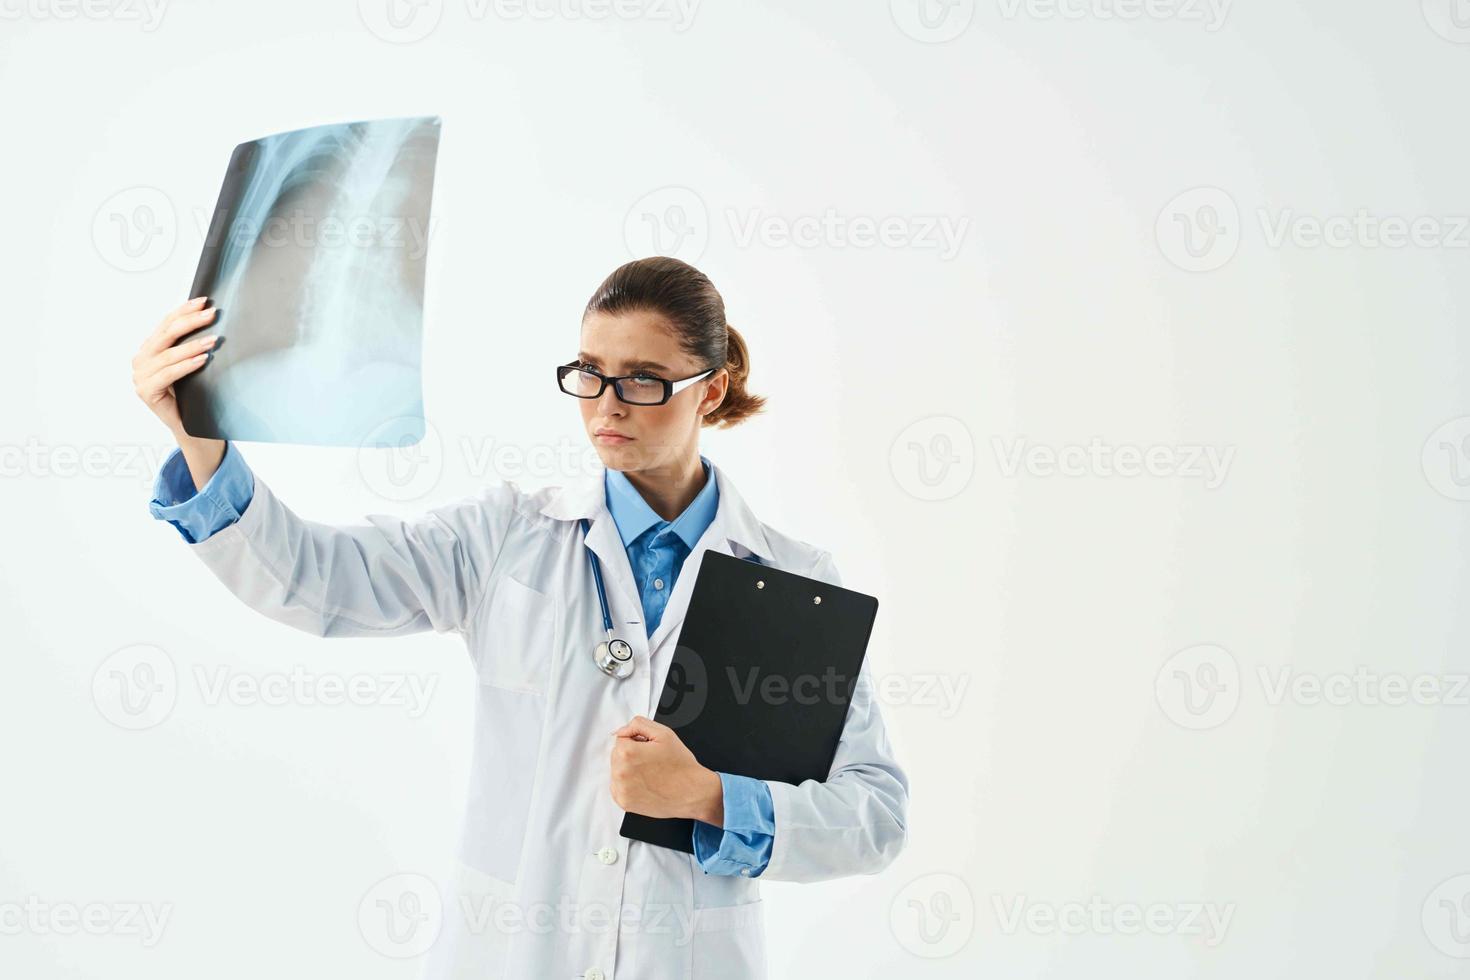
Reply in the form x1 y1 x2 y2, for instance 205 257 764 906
560 368 666 405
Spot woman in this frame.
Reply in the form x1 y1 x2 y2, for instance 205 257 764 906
131 256 909 980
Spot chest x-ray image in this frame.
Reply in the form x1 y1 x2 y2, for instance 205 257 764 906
174 115 441 447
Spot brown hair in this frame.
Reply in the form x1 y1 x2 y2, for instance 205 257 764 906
583 256 767 428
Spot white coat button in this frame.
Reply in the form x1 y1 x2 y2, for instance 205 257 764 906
584 969 605 980
654 578 664 590
740 868 751 876
596 847 619 865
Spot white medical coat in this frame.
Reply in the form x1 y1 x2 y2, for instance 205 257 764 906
181 457 909 979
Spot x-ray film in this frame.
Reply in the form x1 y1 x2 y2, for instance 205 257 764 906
175 116 442 447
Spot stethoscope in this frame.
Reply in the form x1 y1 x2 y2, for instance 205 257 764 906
581 518 635 679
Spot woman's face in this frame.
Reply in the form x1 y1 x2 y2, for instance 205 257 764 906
576 309 727 474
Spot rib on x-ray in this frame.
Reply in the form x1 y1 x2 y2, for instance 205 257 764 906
175 116 441 447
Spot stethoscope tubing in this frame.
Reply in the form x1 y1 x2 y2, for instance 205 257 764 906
580 518 616 633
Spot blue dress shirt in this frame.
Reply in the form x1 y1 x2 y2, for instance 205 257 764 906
149 442 777 876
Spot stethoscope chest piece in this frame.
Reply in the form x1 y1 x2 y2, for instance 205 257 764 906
594 637 635 679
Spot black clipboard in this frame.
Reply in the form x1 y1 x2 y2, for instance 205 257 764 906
620 550 880 853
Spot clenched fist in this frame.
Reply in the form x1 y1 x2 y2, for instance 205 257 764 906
609 715 723 825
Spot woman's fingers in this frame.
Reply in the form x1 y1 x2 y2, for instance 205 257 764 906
139 348 213 398
158 304 218 348
134 330 219 385
152 295 208 337
162 295 208 323
141 298 215 357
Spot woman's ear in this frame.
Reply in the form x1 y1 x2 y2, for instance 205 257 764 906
698 368 729 417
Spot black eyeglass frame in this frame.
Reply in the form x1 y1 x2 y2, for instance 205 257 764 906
555 361 719 406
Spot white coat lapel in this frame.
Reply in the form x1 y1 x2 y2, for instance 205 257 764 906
537 466 644 629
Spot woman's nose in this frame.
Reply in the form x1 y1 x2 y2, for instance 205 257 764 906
596 383 625 415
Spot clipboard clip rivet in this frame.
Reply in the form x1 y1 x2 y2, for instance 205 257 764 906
813 596 822 604
756 580 765 589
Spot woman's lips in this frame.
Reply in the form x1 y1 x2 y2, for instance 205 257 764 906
595 432 633 444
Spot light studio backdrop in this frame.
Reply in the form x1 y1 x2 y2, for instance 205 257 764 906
4 3 1470 979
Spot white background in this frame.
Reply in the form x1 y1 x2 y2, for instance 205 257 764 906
4 0 1470 977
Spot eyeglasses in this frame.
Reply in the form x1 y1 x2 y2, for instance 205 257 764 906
556 361 718 406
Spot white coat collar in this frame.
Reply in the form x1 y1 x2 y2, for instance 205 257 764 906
538 456 774 566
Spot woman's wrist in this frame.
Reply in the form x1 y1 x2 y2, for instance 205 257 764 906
688 768 724 826
171 428 228 492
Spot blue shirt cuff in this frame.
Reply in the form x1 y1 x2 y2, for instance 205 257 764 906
691 772 775 877
147 440 254 544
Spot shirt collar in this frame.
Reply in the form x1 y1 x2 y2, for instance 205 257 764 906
538 455 772 565
604 455 719 551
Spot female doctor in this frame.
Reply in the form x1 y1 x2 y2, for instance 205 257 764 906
131 256 909 980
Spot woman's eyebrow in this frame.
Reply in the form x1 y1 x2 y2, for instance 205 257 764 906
577 352 672 372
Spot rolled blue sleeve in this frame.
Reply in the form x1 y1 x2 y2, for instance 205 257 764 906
147 441 255 544
692 772 776 877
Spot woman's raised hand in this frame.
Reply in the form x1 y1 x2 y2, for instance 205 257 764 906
132 296 226 488
132 296 221 435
